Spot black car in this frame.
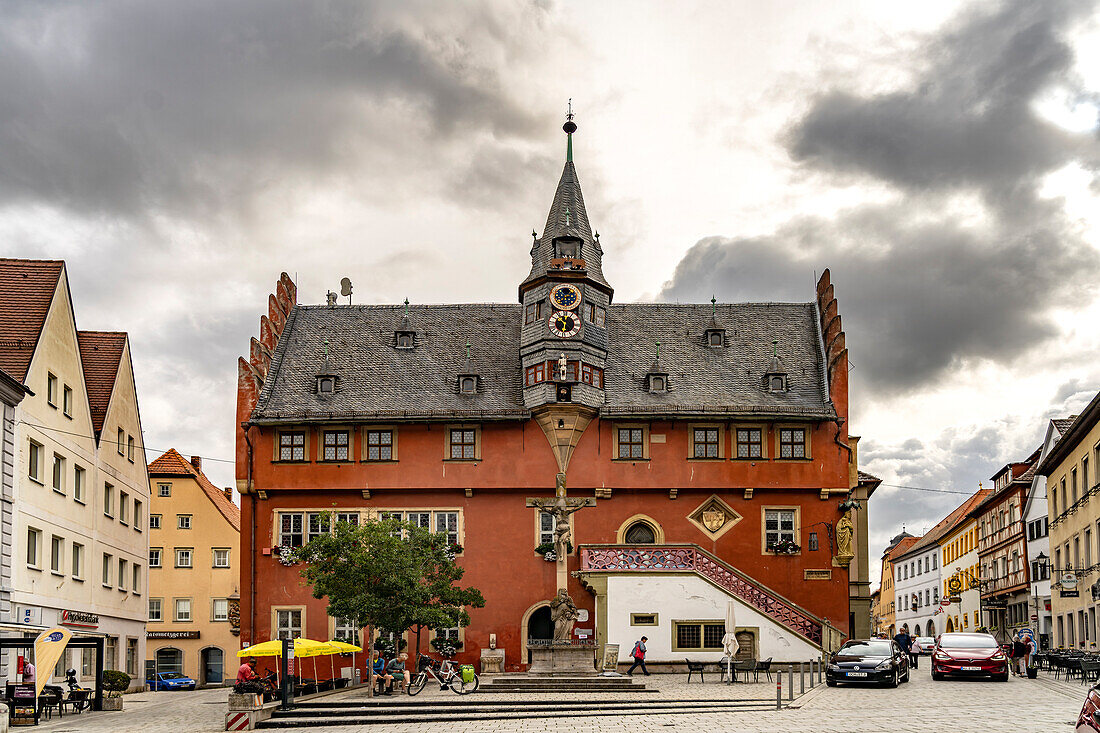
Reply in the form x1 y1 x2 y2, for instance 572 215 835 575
826 639 910 687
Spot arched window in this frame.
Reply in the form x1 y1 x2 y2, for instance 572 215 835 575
155 647 183 675
624 521 656 544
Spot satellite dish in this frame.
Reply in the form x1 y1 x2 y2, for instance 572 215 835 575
339 278 353 297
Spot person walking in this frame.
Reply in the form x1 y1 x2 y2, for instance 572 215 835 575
893 625 914 669
627 636 650 676
1011 631 1029 677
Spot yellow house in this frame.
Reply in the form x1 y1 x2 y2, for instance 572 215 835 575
147 449 241 685
1039 390 1100 649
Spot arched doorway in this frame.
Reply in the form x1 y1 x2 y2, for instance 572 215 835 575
201 647 224 685
155 647 183 676
527 606 552 663
926 620 935 637
946 617 955 633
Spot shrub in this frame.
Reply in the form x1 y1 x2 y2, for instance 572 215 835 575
103 670 131 697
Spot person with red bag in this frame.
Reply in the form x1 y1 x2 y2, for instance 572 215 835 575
627 636 650 676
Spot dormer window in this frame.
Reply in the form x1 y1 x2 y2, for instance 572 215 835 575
555 239 579 259
648 374 667 393
706 330 724 347
395 331 415 349
459 376 477 395
768 375 788 393
317 376 336 394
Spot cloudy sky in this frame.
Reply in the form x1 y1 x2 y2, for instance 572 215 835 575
3 0 1098 585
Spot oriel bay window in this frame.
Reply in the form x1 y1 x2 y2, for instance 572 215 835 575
321 430 350 461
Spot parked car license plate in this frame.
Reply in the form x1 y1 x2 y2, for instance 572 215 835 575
846 672 868 677
961 666 981 671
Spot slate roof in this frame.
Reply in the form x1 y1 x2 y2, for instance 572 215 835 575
148 449 241 532
0 259 64 382
522 161 610 292
250 301 836 423
1039 389 1100 476
1053 416 1078 435
77 331 127 439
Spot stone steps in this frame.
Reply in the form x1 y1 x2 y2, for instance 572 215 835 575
257 698 778 727
480 674 646 691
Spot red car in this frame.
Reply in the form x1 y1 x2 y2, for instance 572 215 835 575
1079 684 1100 731
931 632 1009 681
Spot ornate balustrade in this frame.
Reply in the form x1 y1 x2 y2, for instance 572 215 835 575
580 544 823 645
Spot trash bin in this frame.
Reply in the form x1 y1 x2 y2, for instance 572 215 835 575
1027 666 1038 679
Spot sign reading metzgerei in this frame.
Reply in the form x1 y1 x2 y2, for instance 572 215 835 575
147 631 201 640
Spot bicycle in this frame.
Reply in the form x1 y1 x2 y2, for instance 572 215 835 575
407 653 479 695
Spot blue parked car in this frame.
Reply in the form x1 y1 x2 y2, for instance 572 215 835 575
147 672 197 691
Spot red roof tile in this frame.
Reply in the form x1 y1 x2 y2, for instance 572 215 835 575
897 488 992 558
888 536 920 560
149 448 241 532
0 259 64 382
76 331 127 439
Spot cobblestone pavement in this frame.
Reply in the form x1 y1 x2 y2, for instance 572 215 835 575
25 669 1089 732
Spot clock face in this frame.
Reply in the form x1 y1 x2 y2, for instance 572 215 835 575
549 310 582 338
549 284 582 311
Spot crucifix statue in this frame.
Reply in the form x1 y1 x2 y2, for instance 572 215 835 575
526 471 596 629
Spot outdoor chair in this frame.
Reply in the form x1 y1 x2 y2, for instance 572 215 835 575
62 688 91 714
756 657 774 683
1079 660 1100 685
38 687 64 720
733 658 757 682
685 659 707 683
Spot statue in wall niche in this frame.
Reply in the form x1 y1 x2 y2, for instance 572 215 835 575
550 588 580 641
836 511 855 565
558 353 568 381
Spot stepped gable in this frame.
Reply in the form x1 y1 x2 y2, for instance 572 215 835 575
76 330 127 439
250 301 834 423
149 448 240 531
0 258 64 382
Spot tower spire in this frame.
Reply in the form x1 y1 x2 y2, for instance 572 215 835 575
564 99 576 163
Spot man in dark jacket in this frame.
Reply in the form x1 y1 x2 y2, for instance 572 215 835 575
893 625 914 668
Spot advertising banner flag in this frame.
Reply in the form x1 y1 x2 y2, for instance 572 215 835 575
33 627 73 698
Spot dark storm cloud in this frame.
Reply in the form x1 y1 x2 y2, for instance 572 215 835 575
661 0 1100 395
0 0 545 219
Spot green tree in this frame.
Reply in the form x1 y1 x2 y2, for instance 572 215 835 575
293 516 484 659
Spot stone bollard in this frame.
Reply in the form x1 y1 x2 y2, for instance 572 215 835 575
228 693 263 711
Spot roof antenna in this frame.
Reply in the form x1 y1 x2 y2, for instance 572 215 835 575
340 277 353 305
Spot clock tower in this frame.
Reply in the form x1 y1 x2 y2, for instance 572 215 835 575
519 107 612 472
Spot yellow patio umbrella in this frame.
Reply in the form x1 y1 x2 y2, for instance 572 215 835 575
325 640 364 684
237 638 338 692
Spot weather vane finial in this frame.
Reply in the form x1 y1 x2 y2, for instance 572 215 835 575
404 297 409 317
772 339 778 357
563 99 577 162
465 339 471 361
711 295 717 316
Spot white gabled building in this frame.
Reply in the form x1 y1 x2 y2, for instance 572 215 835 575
895 488 991 639
1022 416 1075 650
0 259 149 689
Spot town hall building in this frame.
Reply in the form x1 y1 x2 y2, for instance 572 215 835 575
234 113 878 674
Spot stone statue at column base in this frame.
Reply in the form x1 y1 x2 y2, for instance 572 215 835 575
550 588 579 641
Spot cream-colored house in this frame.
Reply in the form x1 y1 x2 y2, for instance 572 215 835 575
147 449 240 685
0 258 149 689
1040 390 1100 649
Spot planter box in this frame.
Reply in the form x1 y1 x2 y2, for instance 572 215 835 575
101 697 123 711
228 693 264 711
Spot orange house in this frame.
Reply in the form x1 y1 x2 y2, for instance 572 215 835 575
234 116 876 675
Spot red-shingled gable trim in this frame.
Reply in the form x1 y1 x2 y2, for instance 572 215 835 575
0 259 64 382
149 448 241 532
77 331 127 439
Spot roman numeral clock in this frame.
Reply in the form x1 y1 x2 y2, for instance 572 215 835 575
548 284 582 338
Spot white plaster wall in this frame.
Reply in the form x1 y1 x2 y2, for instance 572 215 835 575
606 574 820 663
894 547 940 637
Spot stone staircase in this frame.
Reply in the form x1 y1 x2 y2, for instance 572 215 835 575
256 696 779 727
479 674 648 692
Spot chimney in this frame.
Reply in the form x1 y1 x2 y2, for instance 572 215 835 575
223 487 233 500
190 455 202 472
